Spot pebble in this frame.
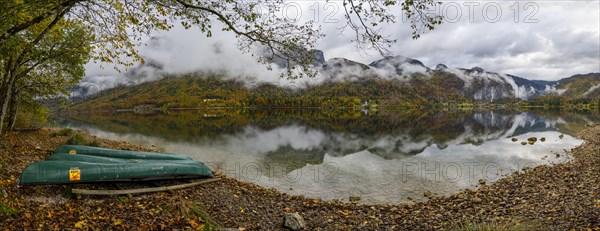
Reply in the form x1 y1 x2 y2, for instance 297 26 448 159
283 212 306 230
400 201 416 207
423 191 433 198
478 179 486 185
527 137 537 142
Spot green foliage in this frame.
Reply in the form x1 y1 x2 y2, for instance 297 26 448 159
116 196 128 204
68 73 482 112
52 128 75 137
12 101 49 129
0 200 19 219
519 73 600 109
555 73 600 98
189 202 221 231
159 199 221 230
64 133 100 147
520 95 599 109
0 2 94 134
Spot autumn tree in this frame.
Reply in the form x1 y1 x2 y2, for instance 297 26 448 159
0 0 442 134
0 2 79 133
6 19 93 130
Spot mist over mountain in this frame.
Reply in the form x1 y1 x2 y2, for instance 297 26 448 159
317 54 599 101
72 48 600 103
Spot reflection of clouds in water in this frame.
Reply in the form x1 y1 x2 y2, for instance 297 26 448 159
58 111 591 204
420 131 581 160
544 118 564 128
223 126 328 155
210 112 564 159
217 125 434 158
505 113 533 137
471 111 528 140
272 131 581 204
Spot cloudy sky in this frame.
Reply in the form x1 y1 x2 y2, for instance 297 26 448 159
85 0 600 84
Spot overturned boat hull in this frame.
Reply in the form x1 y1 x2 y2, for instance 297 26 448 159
19 145 212 185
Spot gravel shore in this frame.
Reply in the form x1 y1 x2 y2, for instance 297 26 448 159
1 126 599 230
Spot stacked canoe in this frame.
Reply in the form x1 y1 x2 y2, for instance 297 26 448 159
19 145 212 185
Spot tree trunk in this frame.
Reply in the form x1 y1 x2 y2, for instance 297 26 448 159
7 91 19 131
0 71 16 136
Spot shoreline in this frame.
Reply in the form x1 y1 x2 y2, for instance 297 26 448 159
1 126 599 230
64 104 600 114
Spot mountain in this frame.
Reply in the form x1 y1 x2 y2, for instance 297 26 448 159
69 51 600 110
554 73 600 98
368 55 431 77
271 48 326 68
318 54 599 102
321 58 376 81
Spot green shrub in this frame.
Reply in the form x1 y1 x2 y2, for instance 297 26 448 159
162 200 220 231
13 101 48 129
190 202 221 231
87 140 101 147
52 128 75 137
0 200 19 219
64 134 100 147
64 134 86 145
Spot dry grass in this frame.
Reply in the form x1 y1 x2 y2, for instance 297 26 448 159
453 219 545 231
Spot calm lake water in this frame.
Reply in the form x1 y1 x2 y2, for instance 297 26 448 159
55 108 599 204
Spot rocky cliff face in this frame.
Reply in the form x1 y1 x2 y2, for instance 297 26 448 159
321 58 376 81
271 48 326 69
368 55 431 78
314 52 598 101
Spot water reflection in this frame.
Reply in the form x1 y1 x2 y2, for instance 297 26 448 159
56 108 598 204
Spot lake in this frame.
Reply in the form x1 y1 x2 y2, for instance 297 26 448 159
55 108 599 204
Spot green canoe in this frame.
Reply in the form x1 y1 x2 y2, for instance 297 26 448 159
54 145 193 160
19 146 212 185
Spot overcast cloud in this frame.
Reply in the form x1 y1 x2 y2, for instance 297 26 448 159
85 0 600 83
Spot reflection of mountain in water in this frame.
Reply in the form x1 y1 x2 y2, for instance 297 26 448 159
59 109 599 170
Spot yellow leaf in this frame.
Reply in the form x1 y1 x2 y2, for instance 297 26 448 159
75 221 85 228
339 210 350 216
113 219 123 225
189 220 198 228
